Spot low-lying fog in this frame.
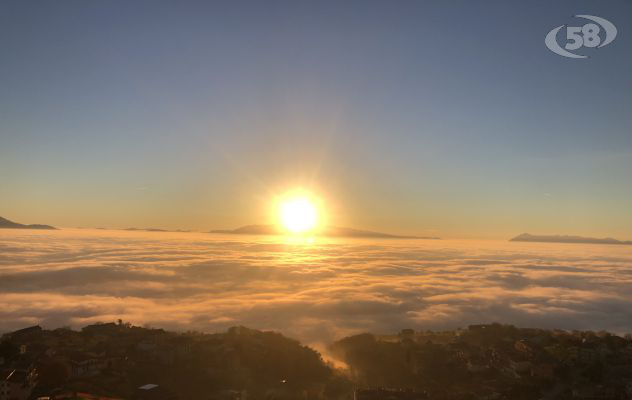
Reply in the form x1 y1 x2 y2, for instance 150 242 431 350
1 229 631 347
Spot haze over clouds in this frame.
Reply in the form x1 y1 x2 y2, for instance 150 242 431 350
1 229 631 346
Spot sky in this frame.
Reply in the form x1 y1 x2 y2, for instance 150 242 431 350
1 0 631 239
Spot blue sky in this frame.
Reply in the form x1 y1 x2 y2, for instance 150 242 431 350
1 0 631 238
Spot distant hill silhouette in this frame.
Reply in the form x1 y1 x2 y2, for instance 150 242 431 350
124 227 168 232
0 216 57 230
510 233 632 245
122 227 192 233
211 224 438 239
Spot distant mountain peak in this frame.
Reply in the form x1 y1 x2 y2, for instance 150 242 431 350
510 233 631 246
124 227 168 232
211 224 438 240
0 216 57 230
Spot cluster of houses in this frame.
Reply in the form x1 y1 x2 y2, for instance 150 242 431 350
1 326 44 400
0 324 194 400
1 367 38 400
0 323 330 400
353 388 428 400
336 324 632 400
5 322 632 400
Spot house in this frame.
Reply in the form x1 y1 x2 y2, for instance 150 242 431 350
530 363 555 380
38 391 123 400
514 340 535 358
578 348 599 364
466 360 489 373
354 388 428 400
81 323 119 336
509 360 532 374
571 385 618 400
133 384 178 400
208 390 246 400
0 367 38 400
466 354 490 373
136 340 158 353
169 337 192 360
66 353 107 378
625 381 632 399
399 329 415 341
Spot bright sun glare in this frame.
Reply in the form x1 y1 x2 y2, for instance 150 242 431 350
279 196 318 234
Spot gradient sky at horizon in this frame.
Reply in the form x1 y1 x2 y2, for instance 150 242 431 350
1 0 631 238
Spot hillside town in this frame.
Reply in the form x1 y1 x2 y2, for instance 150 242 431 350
2 323 632 399
332 323 632 400
0 322 346 400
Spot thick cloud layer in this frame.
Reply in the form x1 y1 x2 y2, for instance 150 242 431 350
1 229 631 346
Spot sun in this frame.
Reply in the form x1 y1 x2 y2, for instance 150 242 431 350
279 195 319 234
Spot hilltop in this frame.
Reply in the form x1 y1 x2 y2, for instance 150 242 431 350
511 233 632 246
211 224 437 239
0 216 56 230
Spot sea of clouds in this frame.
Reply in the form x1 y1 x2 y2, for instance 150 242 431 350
1 229 632 347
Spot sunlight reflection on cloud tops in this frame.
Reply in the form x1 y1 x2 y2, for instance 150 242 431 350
1 229 631 348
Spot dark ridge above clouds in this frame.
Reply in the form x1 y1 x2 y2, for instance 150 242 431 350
124 227 169 232
210 224 438 239
511 233 632 246
86 227 191 232
0 216 56 230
